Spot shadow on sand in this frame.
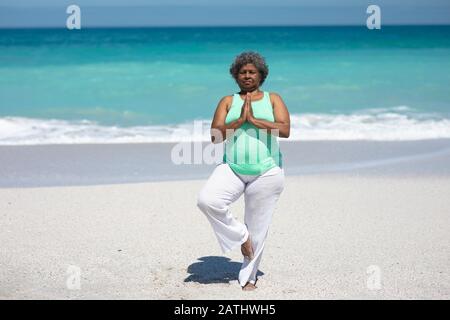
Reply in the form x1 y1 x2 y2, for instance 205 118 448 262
184 256 264 284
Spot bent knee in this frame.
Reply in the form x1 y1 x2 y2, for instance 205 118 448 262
196 191 226 213
196 190 209 210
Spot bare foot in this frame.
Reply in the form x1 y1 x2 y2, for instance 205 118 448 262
242 282 257 291
241 235 254 260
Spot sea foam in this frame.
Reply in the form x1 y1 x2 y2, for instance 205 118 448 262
1 108 450 145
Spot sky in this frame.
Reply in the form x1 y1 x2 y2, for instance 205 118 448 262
0 0 449 27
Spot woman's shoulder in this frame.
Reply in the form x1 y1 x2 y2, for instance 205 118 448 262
268 92 283 106
218 95 235 112
268 92 282 99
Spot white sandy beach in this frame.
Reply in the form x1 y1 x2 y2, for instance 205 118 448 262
1 174 449 299
2 19 450 302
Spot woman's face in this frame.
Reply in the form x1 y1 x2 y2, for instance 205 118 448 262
237 63 261 91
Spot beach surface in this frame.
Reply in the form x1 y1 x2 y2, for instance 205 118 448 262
2 139 450 188
1 140 450 299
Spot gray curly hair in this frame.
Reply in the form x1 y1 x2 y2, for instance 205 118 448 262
229 51 269 85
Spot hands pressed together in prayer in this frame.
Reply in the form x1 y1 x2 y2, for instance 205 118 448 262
238 92 256 125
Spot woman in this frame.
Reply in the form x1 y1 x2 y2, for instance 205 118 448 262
196 51 290 291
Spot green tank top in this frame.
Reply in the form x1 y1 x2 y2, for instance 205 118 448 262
223 91 283 175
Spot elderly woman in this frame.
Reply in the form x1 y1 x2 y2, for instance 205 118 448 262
196 51 290 291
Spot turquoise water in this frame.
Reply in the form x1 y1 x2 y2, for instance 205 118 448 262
1 26 450 144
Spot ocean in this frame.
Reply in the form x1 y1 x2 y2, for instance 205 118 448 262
1 25 450 145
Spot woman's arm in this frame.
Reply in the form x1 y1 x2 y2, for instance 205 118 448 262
210 96 248 144
247 93 290 138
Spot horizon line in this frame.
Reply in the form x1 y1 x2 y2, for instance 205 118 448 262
1 23 450 30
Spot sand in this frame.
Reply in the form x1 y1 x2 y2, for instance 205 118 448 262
1 174 449 299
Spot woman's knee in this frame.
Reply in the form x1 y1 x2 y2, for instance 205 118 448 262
196 191 208 212
196 190 226 213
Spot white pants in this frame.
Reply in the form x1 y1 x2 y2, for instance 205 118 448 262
196 163 285 287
